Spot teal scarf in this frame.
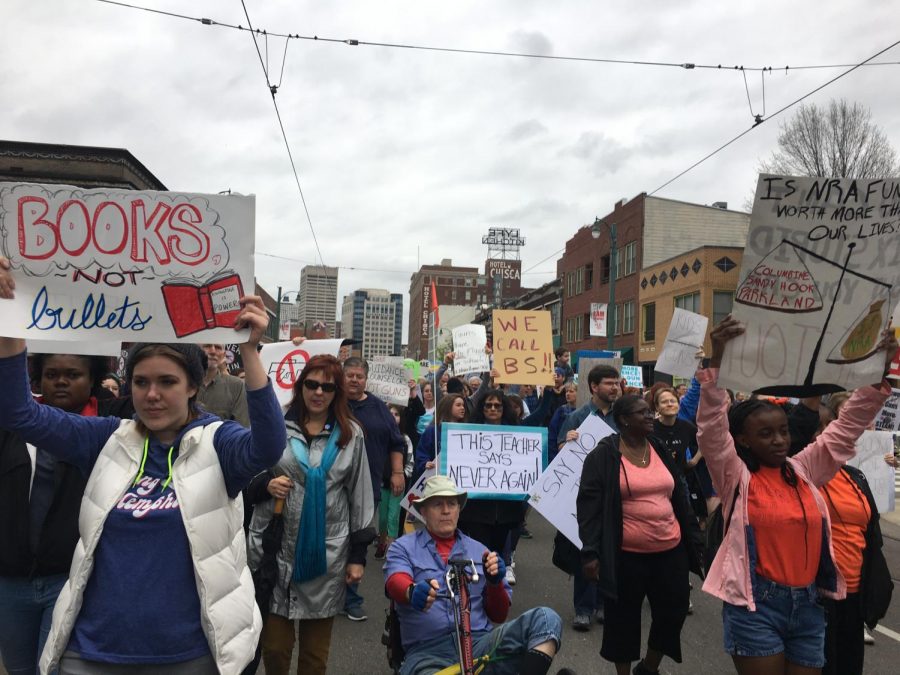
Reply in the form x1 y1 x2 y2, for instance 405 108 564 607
290 424 342 583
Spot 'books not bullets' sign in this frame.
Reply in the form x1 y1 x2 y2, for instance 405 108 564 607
0 182 255 342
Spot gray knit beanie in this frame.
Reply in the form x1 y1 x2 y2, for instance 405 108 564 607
125 343 208 389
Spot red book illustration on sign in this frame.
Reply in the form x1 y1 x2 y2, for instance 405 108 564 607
161 271 244 338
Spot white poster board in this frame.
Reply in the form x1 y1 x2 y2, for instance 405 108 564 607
873 388 900 432
400 460 437 524
655 308 708 378
451 324 490 376
528 413 616 547
720 175 900 395
368 356 410 406
259 339 343 406
621 365 643 389
0 182 255 343
440 423 546 499
26 339 122 357
847 430 896 513
589 303 607 336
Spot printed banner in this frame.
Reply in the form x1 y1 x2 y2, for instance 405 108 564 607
259 339 343 406
589 303 607 337
655 308 708 378
492 309 555 386
847 430 896 513
440 423 547 500
368 356 410 406
399 459 437 524
874 388 900 432
451 324 490 375
0 182 255 342
621 365 644 389
528 413 616 547
720 175 900 395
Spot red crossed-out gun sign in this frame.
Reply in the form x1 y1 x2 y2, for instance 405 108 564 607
271 349 310 390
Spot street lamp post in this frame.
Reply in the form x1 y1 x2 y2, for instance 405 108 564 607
591 218 618 350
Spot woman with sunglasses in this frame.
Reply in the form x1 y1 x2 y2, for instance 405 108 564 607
0 258 285 675
413 393 466 477
577 394 703 675
249 355 374 675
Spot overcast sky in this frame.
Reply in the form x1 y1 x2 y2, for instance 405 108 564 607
4 0 899 341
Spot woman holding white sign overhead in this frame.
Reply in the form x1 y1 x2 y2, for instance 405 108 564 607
0 257 286 675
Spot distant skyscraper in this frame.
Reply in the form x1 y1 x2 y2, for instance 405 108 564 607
298 265 338 338
341 288 403 360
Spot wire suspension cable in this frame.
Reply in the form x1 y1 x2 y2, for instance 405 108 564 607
93 1 900 73
650 38 900 196
239 0 326 268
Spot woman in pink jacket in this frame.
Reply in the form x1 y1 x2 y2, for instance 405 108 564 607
697 315 897 675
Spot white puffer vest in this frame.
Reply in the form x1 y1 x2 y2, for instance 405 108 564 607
40 419 261 675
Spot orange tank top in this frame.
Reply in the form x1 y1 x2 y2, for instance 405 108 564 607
819 471 870 593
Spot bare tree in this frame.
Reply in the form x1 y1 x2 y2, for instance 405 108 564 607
760 99 899 178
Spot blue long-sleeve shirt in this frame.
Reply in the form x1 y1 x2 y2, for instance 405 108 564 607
414 422 439 477
0 350 286 664
677 377 701 424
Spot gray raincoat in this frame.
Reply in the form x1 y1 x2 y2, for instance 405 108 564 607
248 419 375 619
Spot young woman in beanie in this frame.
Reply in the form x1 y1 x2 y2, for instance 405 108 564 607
0 258 286 675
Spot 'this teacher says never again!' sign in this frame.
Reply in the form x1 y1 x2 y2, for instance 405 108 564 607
0 182 255 342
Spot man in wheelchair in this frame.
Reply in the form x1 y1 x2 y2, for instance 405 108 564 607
384 476 569 675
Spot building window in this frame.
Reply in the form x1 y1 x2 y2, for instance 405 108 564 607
465 290 471 301
674 291 701 314
585 263 593 290
575 267 584 295
642 303 656 342
614 248 624 280
713 291 734 325
601 255 611 284
582 312 591 340
624 241 637 275
614 303 623 335
623 300 634 333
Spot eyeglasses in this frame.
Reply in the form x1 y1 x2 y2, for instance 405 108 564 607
303 379 337 393
483 402 503 410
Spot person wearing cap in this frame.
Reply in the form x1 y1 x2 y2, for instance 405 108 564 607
384 475 566 675
0 259 285 675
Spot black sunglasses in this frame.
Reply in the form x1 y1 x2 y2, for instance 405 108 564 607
483 402 503 410
303 379 337 393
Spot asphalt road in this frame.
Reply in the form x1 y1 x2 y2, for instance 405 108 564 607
317 514 900 675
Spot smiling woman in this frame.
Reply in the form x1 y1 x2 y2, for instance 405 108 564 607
0 256 287 675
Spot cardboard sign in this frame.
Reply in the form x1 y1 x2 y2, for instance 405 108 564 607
0 182 255 342
440 423 547 500
528 413 616 547
492 310 555 386
589 303 607 336
655 308 709 378
575 357 623 408
874 388 900 432
399 459 437 524
451 324 490 376
720 175 900 395
403 358 421 382
621 365 644 389
368 356 410 406
259 339 343 406
847 430 896 513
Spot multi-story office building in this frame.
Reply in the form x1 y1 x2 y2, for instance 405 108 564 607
297 265 338 338
341 288 403 360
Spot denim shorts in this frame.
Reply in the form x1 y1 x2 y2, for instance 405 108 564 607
722 577 825 668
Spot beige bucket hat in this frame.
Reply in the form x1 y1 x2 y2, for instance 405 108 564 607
412 475 468 512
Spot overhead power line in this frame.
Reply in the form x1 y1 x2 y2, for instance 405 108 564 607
94 1 900 73
650 37 900 196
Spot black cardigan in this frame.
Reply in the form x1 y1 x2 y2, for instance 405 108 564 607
576 433 704 602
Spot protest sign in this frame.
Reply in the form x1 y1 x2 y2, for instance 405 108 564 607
26 339 121 357
440 423 546 499
403 358 421 381
492 310 555 386
528 413 616 547
719 175 900 395
589 303 607 336
575 357 622 408
259 339 343 406
400 460 437 524
655 308 708 378
451 324 490 376
369 356 410 406
224 343 243 374
874 388 900 432
0 182 255 343
621 365 643 389
847 430 896 513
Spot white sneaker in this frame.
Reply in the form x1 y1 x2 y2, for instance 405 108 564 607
506 565 516 586
863 627 875 645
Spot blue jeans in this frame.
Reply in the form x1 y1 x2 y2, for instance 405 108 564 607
400 606 562 675
0 574 68 675
344 582 363 610
572 568 603 616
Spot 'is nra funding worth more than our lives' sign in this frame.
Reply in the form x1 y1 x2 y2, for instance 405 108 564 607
0 182 256 343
